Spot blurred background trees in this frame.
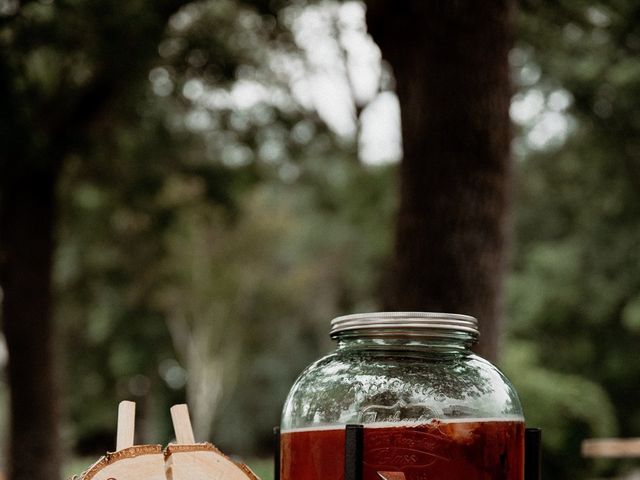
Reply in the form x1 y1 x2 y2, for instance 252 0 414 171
1 0 639 479
506 1 640 477
1 0 195 477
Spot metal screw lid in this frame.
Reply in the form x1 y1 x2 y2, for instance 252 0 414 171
330 311 479 339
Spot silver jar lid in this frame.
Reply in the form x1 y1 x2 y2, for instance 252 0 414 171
330 311 479 339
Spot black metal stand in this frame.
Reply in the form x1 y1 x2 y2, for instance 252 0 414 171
345 424 364 480
273 426 280 480
525 427 542 480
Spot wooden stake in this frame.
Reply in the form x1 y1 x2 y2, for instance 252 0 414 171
116 400 136 451
170 404 196 444
72 401 165 480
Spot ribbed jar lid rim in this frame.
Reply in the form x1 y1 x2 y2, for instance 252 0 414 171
330 311 479 338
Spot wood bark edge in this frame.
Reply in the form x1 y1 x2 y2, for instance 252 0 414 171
71 445 164 479
165 442 260 479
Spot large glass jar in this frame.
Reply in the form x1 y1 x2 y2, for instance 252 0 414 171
280 312 524 480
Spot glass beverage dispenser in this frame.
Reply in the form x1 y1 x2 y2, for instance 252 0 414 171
280 312 525 480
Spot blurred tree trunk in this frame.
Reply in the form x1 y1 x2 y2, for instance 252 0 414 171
366 1 514 361
0 164 61 479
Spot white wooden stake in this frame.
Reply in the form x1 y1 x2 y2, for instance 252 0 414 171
116 400 136 451
170 404 196 444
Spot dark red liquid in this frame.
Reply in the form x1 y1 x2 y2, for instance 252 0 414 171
281 419 524 480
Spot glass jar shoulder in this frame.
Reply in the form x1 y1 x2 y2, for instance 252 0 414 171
281 350 522 430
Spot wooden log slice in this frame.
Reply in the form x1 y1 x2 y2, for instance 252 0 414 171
72 445 165 480
165 443 260 480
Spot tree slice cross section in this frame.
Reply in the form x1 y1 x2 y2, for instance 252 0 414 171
166 403 259 480
165 443 260 480
75 445 166 480
70 402 261 479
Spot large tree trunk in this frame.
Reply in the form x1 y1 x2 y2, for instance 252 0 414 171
0 166 61 479
367 1 514 361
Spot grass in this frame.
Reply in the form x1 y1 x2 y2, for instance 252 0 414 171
64 458 94 478
246 458 274 480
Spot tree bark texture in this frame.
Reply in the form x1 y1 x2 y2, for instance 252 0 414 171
0 166 61 480
366 0 514 361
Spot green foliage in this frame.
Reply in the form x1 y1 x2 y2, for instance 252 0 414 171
37 0 396 457
503 342 617 478
505 0 640 478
